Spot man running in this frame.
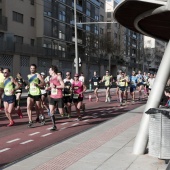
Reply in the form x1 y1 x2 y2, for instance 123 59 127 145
116 70 122 102
89 71 101 102
15 73 26 118
136 70 144 100
129 71 137 103
72 73 87 120
102 70 112 102
26 64 45 127
46 65 64 131
118 71 126 106
3 68 19 126
63 71 74 118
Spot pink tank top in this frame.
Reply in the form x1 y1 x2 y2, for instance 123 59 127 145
50 75 63 99
72 81 83 98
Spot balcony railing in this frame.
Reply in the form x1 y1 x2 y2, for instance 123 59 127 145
91 0 100 6
0 15 7 31
72 3 83 12
0 42 74 61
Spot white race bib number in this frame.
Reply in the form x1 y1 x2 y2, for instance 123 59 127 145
73 94 79 99
94 82 98 86
30 86 37 93
51 88 58 95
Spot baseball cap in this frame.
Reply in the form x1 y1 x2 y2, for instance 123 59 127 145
41 72 45 76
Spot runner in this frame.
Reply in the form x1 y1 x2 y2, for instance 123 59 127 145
15 73 26 118
124 72 129 103
89 71 101 102
26 64 45 127
79 72 85 83
148 73 155 95
129 71 137 103
0 67 4 110
72 73 87 120
63 71 74 118
118 71 127 106
136 70 144 100
3 68 19 126
46 65 64 131
40 72 49 114
102 70 112 102
116 70 122 102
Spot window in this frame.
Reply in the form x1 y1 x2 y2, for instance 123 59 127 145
107 23 111 29
13 11 23 23
100 2 104 8
30 0 34 5
86 9 90 16
15 35 23 44
100 15 104 22
31 39 34 46
94 26 98 35
100 28 104 34
59 11 65 21
30 17 35 26
107 12 111 18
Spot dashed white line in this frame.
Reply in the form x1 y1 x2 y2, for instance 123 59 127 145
0 148 10 153
71 123 79 126
61 122 68 126
83 119 89 122
20 140 34 145
101 113 106 116
59 127 66 131
47 127 52 130
6 138 20 143
29 132 40 136
83 116 90 119
41 133 52 137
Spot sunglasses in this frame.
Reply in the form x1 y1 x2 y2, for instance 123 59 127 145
3 72 7 74
66 74 70 76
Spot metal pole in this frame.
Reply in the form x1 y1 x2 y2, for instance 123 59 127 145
133 40 170 155
74 0 79 74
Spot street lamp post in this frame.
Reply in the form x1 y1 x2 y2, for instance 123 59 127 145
74 0 79 74
73 0 117 74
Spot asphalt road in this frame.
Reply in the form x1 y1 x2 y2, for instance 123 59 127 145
0 89 146 168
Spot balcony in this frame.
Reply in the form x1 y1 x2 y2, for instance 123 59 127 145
0 15 7 31
70 20 83 28
72 3 83 12
91 0 100 6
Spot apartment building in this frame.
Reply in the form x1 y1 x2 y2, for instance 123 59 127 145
144 36 165 73
0 0 106 81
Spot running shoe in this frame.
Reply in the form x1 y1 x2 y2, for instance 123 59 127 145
78 116 82 121
105 99 108 102
28 121 33 127
41 115 46 125
50 126 57 131
17 110 23 119
7 120 15 127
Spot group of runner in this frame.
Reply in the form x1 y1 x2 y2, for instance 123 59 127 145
89 70 156 106
0 64 87 131
0 64 157 130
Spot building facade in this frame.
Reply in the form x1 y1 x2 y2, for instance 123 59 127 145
0 0 107 82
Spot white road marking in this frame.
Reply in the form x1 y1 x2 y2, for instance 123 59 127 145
83 119 89 122
6 138 20 143
61 122 68 126
29 132 40 136
47 127 52 130
0 148 10 153
59 127 66 131
41 133 52 137
93 113 98 115
83 116 90 119
71 123 79 126
101 113 106 116
20 140 34 144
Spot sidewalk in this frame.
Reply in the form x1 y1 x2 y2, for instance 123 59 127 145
2 105 168 170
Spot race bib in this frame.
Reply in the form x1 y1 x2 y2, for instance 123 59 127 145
73 94 79 99
30 86 37 93
94 82 98 86
5 89 12 95
51 88 58 95
74 86 79 90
